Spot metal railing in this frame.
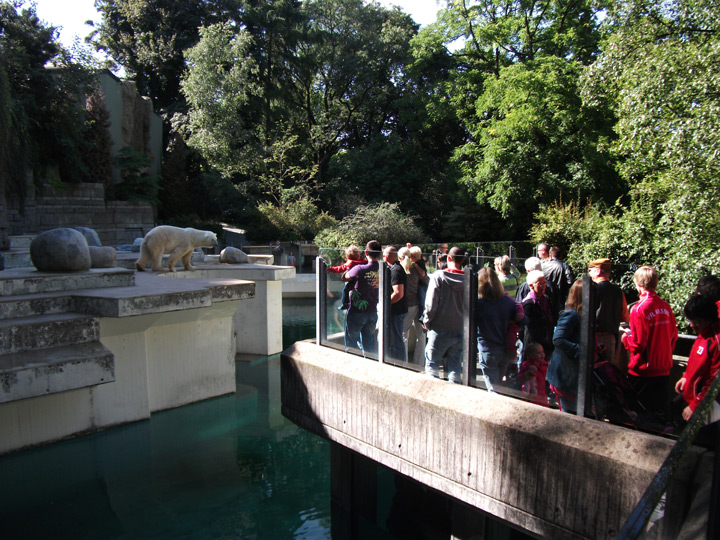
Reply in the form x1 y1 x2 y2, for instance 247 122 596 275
616 372 720 539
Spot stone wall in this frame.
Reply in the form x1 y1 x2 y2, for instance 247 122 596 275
6 182 154 246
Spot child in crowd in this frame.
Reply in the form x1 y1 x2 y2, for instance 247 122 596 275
675 294 720 423
326 245 367 310
409 246 428 322
505 297 526 376
518 342 549 406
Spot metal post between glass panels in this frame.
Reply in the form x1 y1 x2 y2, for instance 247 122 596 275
316 256 327 346
709 427 720 539
577 275 596 417
462 264 478 386
378 261 391 364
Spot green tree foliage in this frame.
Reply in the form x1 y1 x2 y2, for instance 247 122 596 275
177 0 426 226
314 202 428 248
573 0 720 319
412 0 617 237
530 200 647 294
255 136 336 241
0 1 96 194
93 0 241 113
455 57 621 230
291 0 418 184
175 23 262 178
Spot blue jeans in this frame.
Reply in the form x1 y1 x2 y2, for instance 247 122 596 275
388 312 407 362
344 311 378 356
425 329 464 384
479 346 510 392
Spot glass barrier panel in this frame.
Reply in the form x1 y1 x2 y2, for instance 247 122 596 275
316 245 686 439
318 248 378 361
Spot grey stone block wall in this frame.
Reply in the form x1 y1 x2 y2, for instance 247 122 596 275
6 182 155 246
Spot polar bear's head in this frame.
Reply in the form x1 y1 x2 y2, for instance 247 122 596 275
201 231 218 248
188 228 218 248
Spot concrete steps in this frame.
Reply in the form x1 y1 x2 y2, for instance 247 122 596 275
0 263 125 404
0 341 114 404
0 293 72 319
0 312 115 403
0 313 99 355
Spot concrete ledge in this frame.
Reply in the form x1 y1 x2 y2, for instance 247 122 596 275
1 249 31 269
70 272 254 317
0 268 135 296
164 264 296 282
0 341 114 403
281 341 701 540
0 293 72 319
0 314 99 355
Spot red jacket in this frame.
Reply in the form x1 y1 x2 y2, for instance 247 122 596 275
327 258 366 274
682 322 720 412
621 291 678 377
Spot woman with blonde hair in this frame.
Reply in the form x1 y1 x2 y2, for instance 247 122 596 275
546 279 583 412
399 246 428 365
476 267 517 390
494 255 519 297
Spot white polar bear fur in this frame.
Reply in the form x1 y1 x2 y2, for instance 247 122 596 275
135 226 218 272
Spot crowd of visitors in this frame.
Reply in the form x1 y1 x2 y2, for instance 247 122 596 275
329 240 720 430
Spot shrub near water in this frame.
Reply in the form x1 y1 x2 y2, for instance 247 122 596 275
314 202 428 248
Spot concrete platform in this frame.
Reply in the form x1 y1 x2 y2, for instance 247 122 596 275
0 292 73 318
0 259 301 454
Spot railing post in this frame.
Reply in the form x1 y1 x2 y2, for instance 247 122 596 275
462 264 478 386
378 261 391 364
316 256 327 346
616 371 720 539
577 275 596 417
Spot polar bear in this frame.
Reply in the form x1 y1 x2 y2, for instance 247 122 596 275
135 226 218 272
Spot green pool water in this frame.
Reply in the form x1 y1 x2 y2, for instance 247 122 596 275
0 299 334 540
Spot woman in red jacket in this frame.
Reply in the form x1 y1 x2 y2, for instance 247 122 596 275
620 265 678 417
675 294 720 423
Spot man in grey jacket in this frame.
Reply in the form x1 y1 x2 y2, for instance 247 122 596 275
423 247 466 383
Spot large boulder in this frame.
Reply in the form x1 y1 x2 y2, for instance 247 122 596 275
219 247 250 264
73 227 102 247
89 246 117 268
30 228 91 272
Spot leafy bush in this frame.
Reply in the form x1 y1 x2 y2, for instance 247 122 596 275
314 202 428 248
257 196 337 242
